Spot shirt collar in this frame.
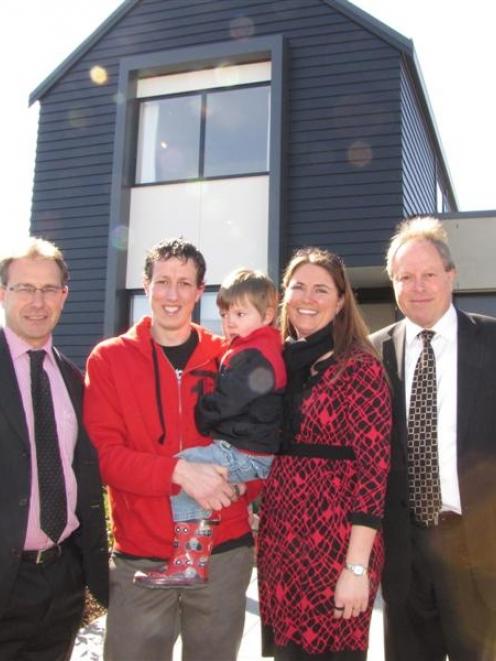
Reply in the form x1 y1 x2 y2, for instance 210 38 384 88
4 326 55 363
405 304 458 347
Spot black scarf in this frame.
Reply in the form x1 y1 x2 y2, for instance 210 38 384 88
281 322 334 446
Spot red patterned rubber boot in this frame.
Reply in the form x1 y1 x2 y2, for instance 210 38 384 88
133 519 216 589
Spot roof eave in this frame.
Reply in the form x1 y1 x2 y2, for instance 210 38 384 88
28 0 140 106
322 0 458 211
406 49 458 210
321 0 414 54
28 0 458 211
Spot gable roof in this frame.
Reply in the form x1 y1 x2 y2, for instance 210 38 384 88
322 0 414 53
30 0 415 105
28 0 456 207
324 0 456 208
28 0 139 106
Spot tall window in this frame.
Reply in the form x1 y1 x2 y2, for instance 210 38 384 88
136 84 270 184
125 60 275 310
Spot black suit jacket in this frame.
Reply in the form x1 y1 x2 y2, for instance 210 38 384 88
371 309 496 609
0 329 109 617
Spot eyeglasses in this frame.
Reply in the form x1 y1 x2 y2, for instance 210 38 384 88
6 284 66 300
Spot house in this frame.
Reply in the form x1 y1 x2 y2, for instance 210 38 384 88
30 0 480 366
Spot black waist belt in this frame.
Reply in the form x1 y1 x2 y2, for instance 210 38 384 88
22 536 74 565
113 550 167 562
280 443 355 460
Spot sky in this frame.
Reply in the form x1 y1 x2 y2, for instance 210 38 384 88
0 0 494 254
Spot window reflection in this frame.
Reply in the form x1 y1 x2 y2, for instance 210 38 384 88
204 86 270 177
136 95 202 184
136 85 269 184
199 291 223 335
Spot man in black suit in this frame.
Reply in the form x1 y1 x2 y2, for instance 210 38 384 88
0 237 108 660
371 216 496 661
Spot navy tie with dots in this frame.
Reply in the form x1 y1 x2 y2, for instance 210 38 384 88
29 350 68 543
407 330 442 526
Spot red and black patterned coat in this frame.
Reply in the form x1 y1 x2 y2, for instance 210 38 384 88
258 349 392 654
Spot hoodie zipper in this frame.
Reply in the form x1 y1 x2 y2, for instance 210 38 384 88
175 351 218 450
176 369 183 451
159 349 218 449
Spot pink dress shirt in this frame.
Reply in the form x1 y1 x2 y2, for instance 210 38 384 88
4 327 79 550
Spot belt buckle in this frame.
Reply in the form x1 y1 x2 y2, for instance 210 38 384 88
35 545 61 564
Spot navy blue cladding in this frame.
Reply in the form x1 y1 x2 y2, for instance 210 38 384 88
30 0 436 364
400 61 436 216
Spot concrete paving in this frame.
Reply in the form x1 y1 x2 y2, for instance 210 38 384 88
71 569 385 661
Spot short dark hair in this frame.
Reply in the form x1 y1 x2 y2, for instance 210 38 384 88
0 236 69 287
217 268 278 321
143 238 206 286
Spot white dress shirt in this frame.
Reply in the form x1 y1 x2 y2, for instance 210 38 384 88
404 304 461 514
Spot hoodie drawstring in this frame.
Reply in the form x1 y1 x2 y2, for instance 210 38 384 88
151 340 166 444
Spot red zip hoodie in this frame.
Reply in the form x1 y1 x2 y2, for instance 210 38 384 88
84 316 259 558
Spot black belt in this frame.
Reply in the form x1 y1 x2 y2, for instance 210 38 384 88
113 550 167 562
280 442 355 460
22 536 73 565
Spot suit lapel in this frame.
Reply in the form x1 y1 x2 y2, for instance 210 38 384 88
0 330 30 447
384 321 408 435
457 310 483 453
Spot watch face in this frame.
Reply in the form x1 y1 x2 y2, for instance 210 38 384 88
347 563 366 576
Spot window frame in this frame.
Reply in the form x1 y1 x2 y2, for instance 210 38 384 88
135 81 271 187
105 36 286 337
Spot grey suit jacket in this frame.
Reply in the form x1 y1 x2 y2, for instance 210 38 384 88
371 309 496 608
0 329 109 617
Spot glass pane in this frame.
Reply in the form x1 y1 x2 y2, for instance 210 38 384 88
130 294 150 324
204 86 270 177
200 291 223 336
136 96 201 183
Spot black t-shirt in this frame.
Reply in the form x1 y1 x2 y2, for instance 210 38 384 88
161 328 199 370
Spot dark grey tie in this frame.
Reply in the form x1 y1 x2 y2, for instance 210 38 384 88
407 330 441 526
29 350 68 542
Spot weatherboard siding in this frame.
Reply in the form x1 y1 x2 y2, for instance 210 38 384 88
31 0 426 364
400 61 436 217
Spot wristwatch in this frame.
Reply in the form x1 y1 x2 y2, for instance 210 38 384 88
345 562 368 577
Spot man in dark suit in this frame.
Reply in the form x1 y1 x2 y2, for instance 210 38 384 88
0 237 108 660
371 216 496 661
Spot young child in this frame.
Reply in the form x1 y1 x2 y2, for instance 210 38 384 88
135 268 286 588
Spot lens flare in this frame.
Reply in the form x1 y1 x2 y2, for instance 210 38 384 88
110 225 129 251
214 64 241 87
229 16 255 39
68 109 87 129
347 140 373 168
89 65 108 85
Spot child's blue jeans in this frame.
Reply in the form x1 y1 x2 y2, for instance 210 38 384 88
171 439 273 521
